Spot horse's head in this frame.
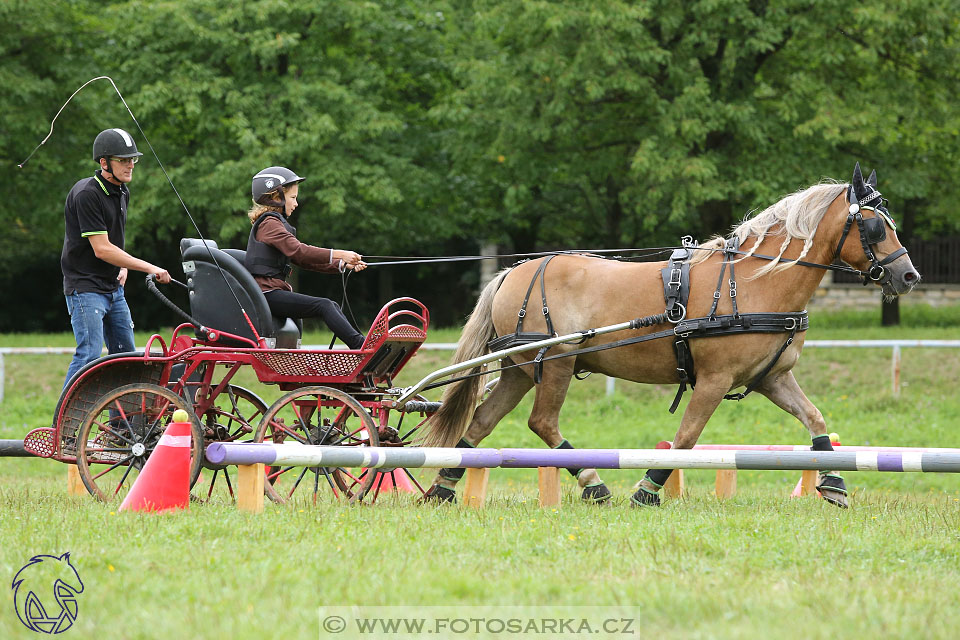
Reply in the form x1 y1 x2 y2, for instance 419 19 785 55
831 163 921 298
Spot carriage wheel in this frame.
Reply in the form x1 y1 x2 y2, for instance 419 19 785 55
75 383 203 502
356 394 434 503
253 386 378 505
194 385 268 502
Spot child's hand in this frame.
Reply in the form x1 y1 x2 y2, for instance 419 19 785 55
335 250 366 272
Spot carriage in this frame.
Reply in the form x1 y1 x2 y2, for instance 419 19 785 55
23 239 438 504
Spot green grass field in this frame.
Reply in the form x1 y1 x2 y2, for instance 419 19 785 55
1 304 959 639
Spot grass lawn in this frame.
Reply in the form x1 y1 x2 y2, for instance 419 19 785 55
1 304 958 639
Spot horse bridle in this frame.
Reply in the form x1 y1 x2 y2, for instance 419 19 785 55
830 184 908 286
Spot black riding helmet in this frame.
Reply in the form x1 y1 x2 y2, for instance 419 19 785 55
92 128 143 162
251 166 306 206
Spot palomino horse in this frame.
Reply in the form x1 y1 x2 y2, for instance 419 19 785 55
420 163 920 507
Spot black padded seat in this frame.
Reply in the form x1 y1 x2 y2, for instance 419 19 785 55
180 238 301 348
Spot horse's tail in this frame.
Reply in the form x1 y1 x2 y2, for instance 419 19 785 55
419 268 511 448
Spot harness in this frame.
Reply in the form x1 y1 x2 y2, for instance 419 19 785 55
832 184 906 287
662 235 807 413
487 255 558 383
482 182 903 413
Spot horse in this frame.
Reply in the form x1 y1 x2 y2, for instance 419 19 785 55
419 163 920 508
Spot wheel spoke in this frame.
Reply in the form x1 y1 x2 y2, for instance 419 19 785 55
206 469 219 500
91 455 135 481
141 395 174 443
223 468 235 498
402 467 426 493
266 465 294 483
287 467 311 499
96 420 135 446
114 459 138 495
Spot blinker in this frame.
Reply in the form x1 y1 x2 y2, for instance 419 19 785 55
862 216 886 244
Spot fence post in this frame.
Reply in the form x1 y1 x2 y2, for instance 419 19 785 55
714 470 737 498
662 469 684 498
891 345 901 396
537 467 562 508
463 468 489 508
237 464 265 513
605 376 615 397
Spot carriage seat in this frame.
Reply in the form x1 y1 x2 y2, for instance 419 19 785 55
180 238 301 348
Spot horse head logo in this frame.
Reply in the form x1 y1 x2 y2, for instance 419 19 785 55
11 553 84 634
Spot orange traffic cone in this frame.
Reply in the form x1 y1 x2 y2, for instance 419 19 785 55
369 467 416 493
119 413 192 513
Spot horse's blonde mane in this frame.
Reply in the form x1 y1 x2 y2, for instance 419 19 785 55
689 181 847 278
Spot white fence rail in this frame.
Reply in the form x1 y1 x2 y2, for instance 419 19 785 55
2 340 958 404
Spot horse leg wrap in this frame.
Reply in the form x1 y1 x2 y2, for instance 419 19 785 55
555 439 582 477
629 475 664 507
581 483 612 504
645 468 673 488
422 484 457 504
438 467 465 482
810 435 835 452
630 484 661 507
816 473 849 509
437 438 475 484
553 440 610 503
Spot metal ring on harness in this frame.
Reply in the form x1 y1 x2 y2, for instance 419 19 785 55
667 303 686 324
869 265 886 281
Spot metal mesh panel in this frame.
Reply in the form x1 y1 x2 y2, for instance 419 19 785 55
365 313 390 346
252 352 364 377
23 428 55 458
57 361 164 459
389 325 427 339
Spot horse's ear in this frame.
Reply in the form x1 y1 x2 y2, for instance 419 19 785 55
851 162 866 196
867 169 878 187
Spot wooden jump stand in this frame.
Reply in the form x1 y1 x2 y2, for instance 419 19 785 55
228 462 819 512
230 464 563 512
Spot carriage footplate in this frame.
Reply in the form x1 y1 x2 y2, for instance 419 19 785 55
816 473 849 509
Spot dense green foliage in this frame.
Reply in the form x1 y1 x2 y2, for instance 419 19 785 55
2 0 959 331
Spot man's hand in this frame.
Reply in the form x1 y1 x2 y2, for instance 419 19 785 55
117 267 128 286
152 268 171 284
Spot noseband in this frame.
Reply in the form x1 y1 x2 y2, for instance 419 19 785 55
830 185 908 286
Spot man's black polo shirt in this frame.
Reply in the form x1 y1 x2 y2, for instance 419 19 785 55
61 170 128 295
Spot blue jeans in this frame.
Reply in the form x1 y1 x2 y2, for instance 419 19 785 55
63 288 136 389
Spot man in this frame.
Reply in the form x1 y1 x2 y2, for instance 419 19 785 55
60 128 171 388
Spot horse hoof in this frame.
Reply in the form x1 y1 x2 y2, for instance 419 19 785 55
817 473 849 509
629 488 660 507
581 483 611 504
421 485 457 504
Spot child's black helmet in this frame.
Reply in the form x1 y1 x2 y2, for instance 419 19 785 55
252 166 306 205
